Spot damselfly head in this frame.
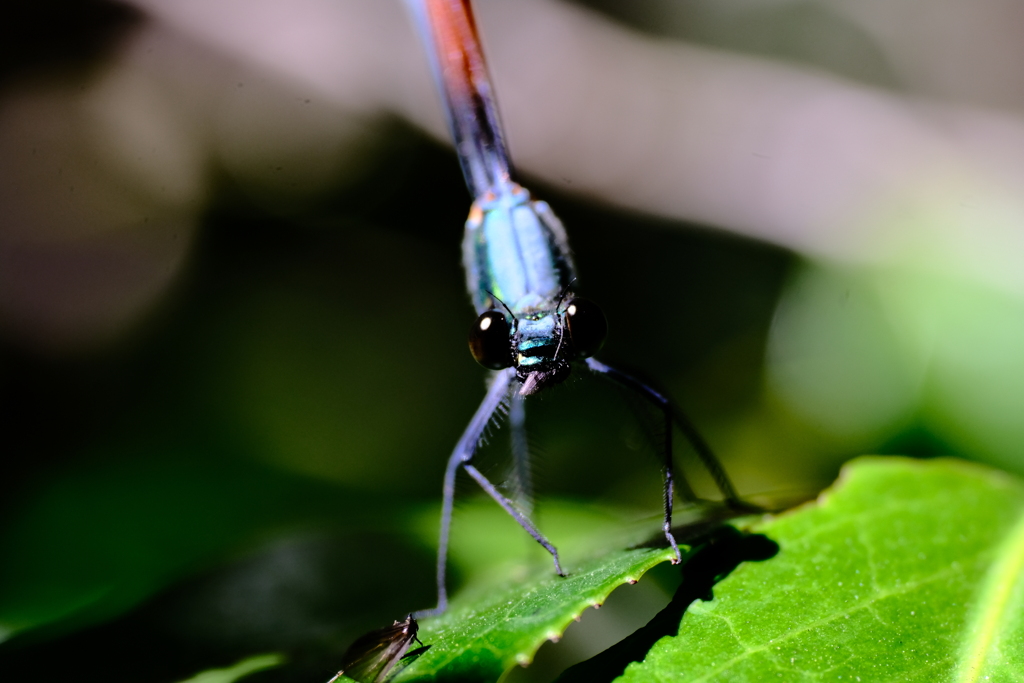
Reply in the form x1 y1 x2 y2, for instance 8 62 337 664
469 297 607 396
333 614 427 683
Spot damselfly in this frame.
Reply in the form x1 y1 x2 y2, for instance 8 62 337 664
408 0 745 616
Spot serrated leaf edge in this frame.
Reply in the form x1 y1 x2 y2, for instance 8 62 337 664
509 554 672 667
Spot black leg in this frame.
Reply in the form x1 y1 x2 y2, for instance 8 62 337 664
416 368 562 618
586 358 741 503
585 358 746 560
416 369 513 617
464 464 563 575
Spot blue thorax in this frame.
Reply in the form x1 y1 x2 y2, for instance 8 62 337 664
462 183 577 392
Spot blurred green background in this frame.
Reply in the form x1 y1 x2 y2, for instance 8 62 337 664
4 1 1024 681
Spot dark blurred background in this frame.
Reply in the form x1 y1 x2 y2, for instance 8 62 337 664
4 1 1024 681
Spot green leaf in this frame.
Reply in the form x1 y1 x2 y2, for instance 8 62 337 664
391 546 678 682
175 653 284 683
618 456 1024 682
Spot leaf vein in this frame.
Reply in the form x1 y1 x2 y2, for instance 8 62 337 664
686 563 964 682
954 503 1024 683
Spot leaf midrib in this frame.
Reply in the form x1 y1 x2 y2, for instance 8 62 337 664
955 503 1024 683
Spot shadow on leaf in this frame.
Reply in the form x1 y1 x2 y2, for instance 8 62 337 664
553 527 778 683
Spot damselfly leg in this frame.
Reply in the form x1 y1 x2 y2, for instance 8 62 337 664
417 368 562 618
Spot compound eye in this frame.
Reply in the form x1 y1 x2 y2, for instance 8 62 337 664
564 298 607 358
469 311 513 369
